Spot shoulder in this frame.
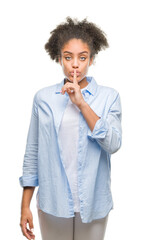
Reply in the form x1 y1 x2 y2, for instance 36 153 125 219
33 82 59 104
97 83 120 102
95 82 122 115
94 81 121 111
98 83 119 95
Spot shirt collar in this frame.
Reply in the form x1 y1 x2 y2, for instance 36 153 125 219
55 76 98 97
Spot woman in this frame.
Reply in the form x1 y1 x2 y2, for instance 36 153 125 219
19 17 122 240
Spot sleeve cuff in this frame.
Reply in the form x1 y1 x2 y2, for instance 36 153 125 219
87 118 109 141
19 175 39 187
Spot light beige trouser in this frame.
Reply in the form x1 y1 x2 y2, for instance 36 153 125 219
37 208 109 240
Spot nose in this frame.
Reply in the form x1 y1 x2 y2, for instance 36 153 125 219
72 57 79 68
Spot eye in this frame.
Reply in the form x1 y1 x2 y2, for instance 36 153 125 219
64 56 86 61
65 56 71 60
80 57 86 61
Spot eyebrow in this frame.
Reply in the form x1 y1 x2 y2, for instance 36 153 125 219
63 51 88 54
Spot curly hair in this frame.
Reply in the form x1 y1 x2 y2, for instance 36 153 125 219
44 17 109 63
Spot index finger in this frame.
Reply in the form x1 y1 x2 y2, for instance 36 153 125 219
73 69 77 84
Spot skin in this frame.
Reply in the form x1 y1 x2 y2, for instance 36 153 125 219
20 187 35 240
59 38 94 90
59 38 100 131
20 38 100 240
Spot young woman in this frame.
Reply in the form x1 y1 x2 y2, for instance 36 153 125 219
19 17 122 240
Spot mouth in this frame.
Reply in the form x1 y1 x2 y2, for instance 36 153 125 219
70 71 81 76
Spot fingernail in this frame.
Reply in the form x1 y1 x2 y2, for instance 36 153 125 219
31 228 34 233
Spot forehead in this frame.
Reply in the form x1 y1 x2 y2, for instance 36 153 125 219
61 38 90 53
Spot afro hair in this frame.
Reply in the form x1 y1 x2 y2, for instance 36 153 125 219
44 16 109 63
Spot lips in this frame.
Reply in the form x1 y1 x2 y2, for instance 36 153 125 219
70 71 80 73
70 71 81 76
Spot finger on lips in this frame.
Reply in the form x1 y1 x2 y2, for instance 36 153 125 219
73 69 77 84
61 69 77 94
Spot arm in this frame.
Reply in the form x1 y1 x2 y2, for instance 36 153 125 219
78 101 100 132
19 93 39 187
19 93 39 240
20 187 35 240
21 187 35 209
79 92 122 154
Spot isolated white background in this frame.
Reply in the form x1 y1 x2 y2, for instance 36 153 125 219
0 0 141 239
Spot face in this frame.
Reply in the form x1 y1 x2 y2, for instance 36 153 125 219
59 38 94 88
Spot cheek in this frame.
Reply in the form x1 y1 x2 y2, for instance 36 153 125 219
82 63 89 72
61 61 68 69
63 65 70 75
61 63 67 72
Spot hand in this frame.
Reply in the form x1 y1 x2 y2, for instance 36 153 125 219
61 69 85 108
20 207 35 240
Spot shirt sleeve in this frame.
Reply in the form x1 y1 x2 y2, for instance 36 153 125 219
19 93 39 187
87 91 122 154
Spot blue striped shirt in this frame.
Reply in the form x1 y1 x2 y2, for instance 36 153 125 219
19 76 122 223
